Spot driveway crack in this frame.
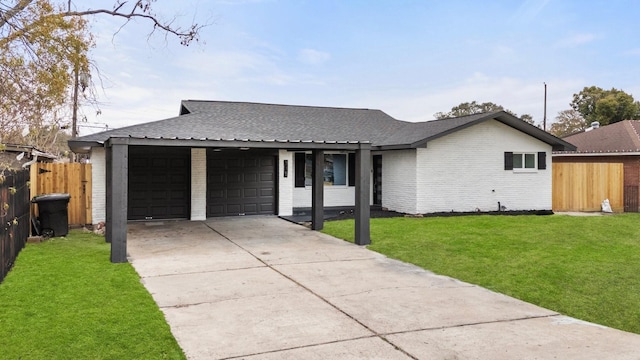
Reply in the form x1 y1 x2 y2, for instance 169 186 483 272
203 221 419 360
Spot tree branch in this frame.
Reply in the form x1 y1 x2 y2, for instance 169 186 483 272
1 1 204 47
0 0 33 28
61 8 202 45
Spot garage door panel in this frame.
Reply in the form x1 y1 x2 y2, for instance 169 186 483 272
169 206 188 216
243 188 257 197
151 158 168 167
226 203 242 214
171 190 187 200
244 158 258 167
243 204 257 213
150 206 169 218
227 174 243 183
259 203 273 212
207 150 276 217
170 158 187 167
209 189 224 199
227 189 242 198
209 173 224 184
131 158 147 167
209 159 226 169
128 146 190 220
209 204 224 215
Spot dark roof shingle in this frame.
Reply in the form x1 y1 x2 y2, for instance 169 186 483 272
72 100 574 151
561 120 640 153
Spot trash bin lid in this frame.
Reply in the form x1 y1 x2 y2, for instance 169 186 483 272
32 193 71 203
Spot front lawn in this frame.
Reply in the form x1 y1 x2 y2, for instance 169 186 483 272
0 231 185 360
323 214 640 334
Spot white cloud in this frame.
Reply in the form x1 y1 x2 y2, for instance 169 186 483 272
297 49 331 65
511 0 552 23
555 33 599 48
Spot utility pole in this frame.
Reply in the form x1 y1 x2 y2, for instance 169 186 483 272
71 61 80 140
70 56 80 163
70 44 89 162
543 82 547 132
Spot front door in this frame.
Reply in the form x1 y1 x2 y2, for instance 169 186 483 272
373 155 382 206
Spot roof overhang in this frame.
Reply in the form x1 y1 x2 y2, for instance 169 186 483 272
68 140 103 154
489 113 577 151
373 112 576 152
423 112 574 151
553 151 640 157
102 137 371 150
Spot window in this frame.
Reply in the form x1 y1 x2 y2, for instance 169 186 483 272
504 152 547 171
294 152 354 187
513 153 535 169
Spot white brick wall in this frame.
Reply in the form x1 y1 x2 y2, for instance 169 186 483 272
415 119 552 213
381 149 417 214
90 147 106 225
278 150 294 216
293 187 357 207
190 148 207 220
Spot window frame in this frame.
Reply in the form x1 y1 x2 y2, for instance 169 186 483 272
294 152 355 188
504 151 546 172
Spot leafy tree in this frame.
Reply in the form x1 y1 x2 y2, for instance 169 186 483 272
520 114 535 126
1 0 91 155
571 86 640 126
549 109 585 137
434 101 536 126
0 0 204 155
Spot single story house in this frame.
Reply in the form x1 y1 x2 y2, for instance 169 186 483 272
553 120 640 212
69 100 575 262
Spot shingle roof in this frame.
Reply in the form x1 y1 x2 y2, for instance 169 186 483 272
76 101 407 145
560 120 640 154
71 100 574 151
376 112 502 147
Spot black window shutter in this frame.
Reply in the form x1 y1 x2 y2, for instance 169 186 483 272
294 153 305 187
538 152 547 170
504 152 513 170
348 153 356 186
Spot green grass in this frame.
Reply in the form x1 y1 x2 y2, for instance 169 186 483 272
0 231 185 360
323 214 640 334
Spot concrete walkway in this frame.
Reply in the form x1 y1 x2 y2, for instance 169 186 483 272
127 217 640 360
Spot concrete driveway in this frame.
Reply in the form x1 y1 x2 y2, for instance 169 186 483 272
127 216 640 360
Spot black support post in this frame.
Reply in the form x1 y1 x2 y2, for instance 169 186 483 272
105 144 112 244
355 147 371 245
311 149 324 230
107 143 129 263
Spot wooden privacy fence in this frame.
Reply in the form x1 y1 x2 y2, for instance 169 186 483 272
30 163 92 226
552 162 624 212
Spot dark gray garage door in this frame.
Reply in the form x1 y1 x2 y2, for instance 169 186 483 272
128 146 190 220
207 150 276 217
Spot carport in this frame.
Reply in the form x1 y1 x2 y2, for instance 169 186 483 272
104 137 371 263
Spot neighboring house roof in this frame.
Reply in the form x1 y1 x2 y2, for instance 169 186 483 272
1 143 57 170
69 100 575 152
556 120 640 155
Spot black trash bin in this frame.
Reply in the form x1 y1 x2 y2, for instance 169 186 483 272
32 193 71 237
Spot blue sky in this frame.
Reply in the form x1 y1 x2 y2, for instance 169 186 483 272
79 0 640 135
